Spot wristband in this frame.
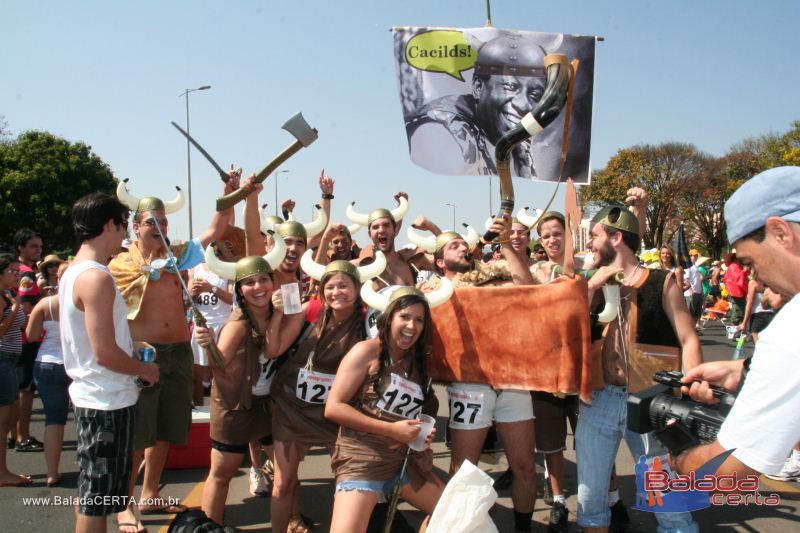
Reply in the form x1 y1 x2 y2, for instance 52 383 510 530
321 193 334 200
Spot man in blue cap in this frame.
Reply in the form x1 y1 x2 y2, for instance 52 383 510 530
675 166 800 478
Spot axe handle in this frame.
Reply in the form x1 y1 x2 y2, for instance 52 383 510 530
215 139 304 211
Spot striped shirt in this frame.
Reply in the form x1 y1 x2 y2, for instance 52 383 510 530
0 294 26 354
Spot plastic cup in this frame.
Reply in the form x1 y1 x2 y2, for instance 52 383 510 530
281 283 302 314
409 414 436 451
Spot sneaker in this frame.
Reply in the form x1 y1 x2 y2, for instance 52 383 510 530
15 437 44 452
766 459 800 481
249 466 269 497
542 476 554 506
547 501 569 533
609 500 630 533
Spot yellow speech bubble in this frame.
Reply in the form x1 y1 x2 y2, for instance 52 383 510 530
405 30 476 82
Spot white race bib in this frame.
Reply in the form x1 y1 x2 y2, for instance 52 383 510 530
376 373 424 419
253 355 279 396
295 368 336 404
447 387 486 427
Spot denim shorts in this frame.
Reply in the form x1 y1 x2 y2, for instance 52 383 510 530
0 352 21 406
34 362 71 425
336 471 409 503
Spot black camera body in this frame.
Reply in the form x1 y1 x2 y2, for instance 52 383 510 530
627 371 735 455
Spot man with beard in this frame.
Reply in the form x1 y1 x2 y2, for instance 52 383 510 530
407 33 545 178
426 217 541 533
576 204 701 533
354 193 433 288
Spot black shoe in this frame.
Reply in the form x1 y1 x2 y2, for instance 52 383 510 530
609 500 631 533
6 437 14 450
494 468 514 490
547 501 569 533
16 437 44 452
542 476 554 506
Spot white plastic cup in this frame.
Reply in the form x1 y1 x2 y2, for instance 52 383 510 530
409 414 436 451
280 283 303 314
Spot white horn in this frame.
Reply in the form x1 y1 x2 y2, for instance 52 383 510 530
287 211 296 222
299 249 326 281
461 224 480 249
597 284 620 324
346 202 370 227
357 251 386 282
360 280 391 312
116 179 140 211
484 217 494 231
516 207 541 230
163 186 185 214
425 276 454 309
390 196 409 222
406 226 437 253
348 223 362 236
303 204 327 239
204 244 237 281
264 231 287 269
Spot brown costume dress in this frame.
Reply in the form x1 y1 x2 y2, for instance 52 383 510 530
271 311 365 446
209 317 272 447
331 354 437 490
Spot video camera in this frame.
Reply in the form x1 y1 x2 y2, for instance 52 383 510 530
627 370 735 455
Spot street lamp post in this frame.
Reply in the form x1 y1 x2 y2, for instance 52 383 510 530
179 85 211 239
445 203 457 230
274 169 290 216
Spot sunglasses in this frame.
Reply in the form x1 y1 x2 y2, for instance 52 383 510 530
3 269 20 275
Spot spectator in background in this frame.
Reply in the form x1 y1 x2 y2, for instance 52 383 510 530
36 254 64 297
683 249 706 327
723 252 749 324
659 244 685 291
11 228 44 453
532 243 548 262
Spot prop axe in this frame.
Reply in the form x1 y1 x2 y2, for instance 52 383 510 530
215 112 318 211
170 121 232 183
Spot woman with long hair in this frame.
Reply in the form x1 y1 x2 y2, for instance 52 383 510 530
25 261 70 486
659 244 684 290
325 283 452 533
193 239 288 524
267 251 386 533
0 253 30 486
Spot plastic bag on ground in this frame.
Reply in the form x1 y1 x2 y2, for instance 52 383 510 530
426 459 498 533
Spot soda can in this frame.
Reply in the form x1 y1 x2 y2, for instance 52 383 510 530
136 347 155 387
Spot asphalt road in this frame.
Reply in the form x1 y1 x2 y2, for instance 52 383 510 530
3 320 799 532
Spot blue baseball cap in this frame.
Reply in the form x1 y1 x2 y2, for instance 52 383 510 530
725 166 800 244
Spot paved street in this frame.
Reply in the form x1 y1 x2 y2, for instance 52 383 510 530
2 320 799 532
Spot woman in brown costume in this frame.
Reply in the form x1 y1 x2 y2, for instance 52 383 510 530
325 281 453 533
268 250 387 533
193 238 291 524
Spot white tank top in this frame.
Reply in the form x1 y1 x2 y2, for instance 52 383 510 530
59 260 138 410
36 297 63 364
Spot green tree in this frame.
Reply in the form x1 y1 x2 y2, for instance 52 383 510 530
580 143 713 249
0 130 117 253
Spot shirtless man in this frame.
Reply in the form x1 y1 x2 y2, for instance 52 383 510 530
433 216 539 533
112 169 249 531
351 193 432 288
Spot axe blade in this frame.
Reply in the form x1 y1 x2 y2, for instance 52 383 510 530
282 112 318 147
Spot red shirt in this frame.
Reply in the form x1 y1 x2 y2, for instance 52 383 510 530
723 263 748 298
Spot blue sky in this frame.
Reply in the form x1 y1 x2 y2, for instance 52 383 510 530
2 1 798 245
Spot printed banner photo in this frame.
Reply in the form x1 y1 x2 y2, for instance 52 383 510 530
393 26 596 183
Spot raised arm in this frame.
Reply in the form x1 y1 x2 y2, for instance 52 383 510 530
490 214 534 285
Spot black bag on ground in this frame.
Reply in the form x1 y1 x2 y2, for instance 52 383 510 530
167 509 235 533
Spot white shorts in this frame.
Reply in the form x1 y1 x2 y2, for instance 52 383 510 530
447 383 534 430
190 322 225 366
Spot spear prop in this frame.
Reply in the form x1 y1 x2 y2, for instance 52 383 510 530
147 216 225 373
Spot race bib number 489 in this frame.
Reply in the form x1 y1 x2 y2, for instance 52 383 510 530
376 373 424 419
296 368 335 404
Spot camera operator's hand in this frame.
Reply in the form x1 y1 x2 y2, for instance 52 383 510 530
680 360 744 404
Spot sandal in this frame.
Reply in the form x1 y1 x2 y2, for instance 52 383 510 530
287 513 314 533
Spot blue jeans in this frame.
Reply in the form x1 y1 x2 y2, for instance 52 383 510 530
576 385 698 533
33 362 70 425
0 352 20 406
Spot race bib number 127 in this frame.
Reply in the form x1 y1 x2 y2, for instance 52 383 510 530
376 373 424 419
296 369 335 404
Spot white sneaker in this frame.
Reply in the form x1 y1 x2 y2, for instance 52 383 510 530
766 459 800 481
261 458 275 486
249 466 270 496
